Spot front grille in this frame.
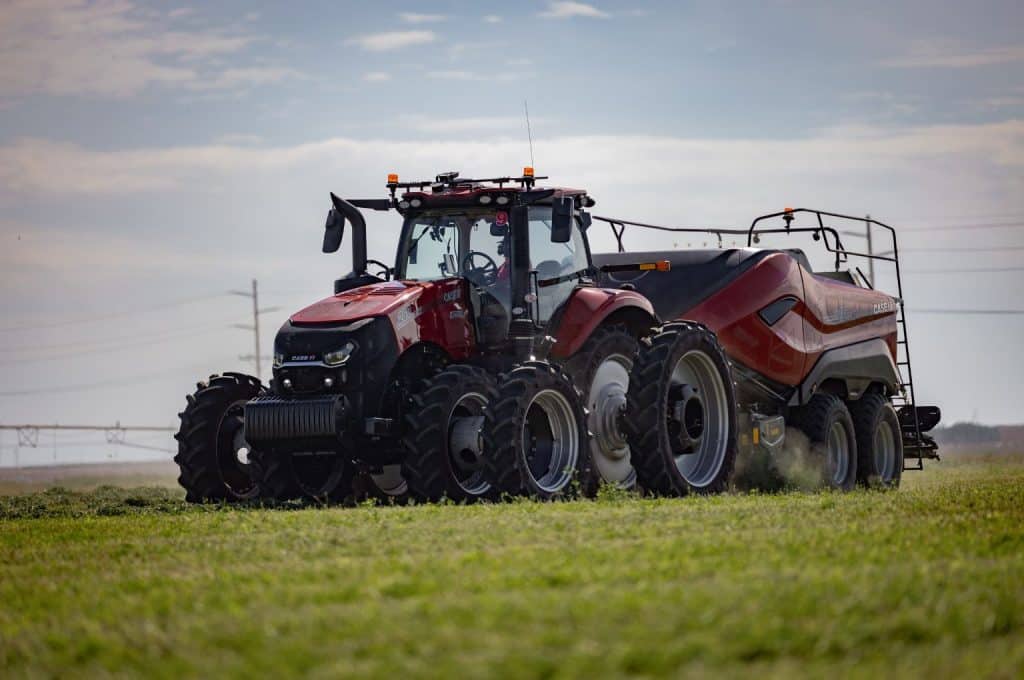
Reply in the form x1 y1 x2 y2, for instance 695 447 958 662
244 395 345 444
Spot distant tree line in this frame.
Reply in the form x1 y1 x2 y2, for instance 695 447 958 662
931 422 1001 446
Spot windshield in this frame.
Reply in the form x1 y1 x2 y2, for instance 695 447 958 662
401 210 511 284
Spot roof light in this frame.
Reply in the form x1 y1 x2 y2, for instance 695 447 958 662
495 195 510 205
523 166 534 177
479 195 493 205
388 173 399 184
410 198 422 208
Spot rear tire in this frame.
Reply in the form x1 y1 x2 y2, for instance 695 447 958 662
849 393 903 488
625 322 737 496
563 325 639 495
483 361 590 500
174 372 262 503
788 393 858 491
401 365 498 503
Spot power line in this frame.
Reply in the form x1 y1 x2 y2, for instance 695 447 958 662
910 309 1024 315
901 246 1024 253
1 319 246 357
0 293 229 333
905 267 1024 274
901 221 1024 232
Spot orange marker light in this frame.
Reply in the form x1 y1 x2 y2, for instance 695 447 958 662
783 206 794 214
656 260 671 272
523 166 534 177
388 173 399 184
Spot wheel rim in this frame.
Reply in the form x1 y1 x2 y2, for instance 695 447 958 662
217 400 258 498
827 420 851 485
371 465 408 497
667 350 729 488
587 354 636 487
874 420 897 481
521 388 579 494
448 391 490 496
292 451 349 498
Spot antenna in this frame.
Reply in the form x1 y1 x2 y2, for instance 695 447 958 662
523 99 535 168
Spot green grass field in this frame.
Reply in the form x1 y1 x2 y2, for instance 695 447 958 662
2 452 1023 678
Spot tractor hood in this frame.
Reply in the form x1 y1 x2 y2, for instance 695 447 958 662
289 280 423 325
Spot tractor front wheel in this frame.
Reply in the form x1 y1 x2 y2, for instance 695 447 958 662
625 322 737 496
174 372 263 503
483 361 590 500
402 365 498 503
249 449 356 504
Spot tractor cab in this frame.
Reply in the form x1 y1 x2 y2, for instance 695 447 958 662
326 169 599 356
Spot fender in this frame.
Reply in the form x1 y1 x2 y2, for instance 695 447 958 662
549 287 657 359
791 338 900 406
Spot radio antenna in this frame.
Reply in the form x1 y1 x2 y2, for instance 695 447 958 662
524 99 535 168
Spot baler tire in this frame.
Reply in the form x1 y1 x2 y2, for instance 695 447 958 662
849 393 903 488
624 322 738 496
174 372 263 503
788 393 858 491
483 361 591 500
401 364 498 503
563 324 639 495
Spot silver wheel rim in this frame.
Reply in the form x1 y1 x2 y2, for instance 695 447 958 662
448 391 490 496
874 421 897 481
827 420 851 486
371 464 407 496
586 353 636 487
669 350 729 488
522 388 579 494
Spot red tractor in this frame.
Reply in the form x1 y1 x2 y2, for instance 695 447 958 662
174 170 939 504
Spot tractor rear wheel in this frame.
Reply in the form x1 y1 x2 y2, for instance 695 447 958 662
788 393 858 490
401 365 498 503
564 324 639 495
849 393 903 488
625 322 737 496
174 372 263 503
483 361 590 500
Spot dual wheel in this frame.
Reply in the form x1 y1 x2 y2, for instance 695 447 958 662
788 391 903 489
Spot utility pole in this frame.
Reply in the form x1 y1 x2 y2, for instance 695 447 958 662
230 279 278 380
865 214 875 287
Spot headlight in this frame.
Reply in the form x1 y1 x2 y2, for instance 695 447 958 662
323 341 356 366
273 351 284 368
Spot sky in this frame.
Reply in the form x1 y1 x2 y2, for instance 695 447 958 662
1 0 1023 465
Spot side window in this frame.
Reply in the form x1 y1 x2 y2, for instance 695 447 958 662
405 220 459 281
527 207 588 322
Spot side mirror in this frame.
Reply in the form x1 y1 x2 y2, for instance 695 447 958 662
551 196 573 243
322 207 345 253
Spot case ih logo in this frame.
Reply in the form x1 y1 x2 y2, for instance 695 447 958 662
873 299 897 314
290 354 317 362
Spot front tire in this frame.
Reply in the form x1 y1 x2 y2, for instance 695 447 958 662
401 365 498 503
564 325 639 494
625 322 737 496
849 393 902 488
174 372 262 503
483 362 590 500
789 393 858 491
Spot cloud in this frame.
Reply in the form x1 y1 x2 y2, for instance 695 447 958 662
400 116 538 134
346 30 436 52
0 0 297 99
187 67 306 91
426 70 528 82
363 71 392 83
539 2 610 19
483 15 502 24
3 120 1021 201
398 12 446 24
883 41 1024 68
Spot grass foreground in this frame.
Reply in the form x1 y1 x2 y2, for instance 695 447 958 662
2 453 1023 678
